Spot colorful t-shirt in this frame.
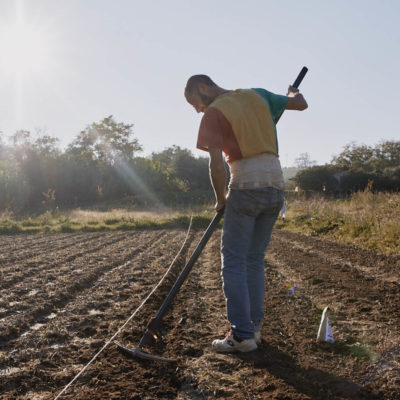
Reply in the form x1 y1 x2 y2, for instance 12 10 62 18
196 88 288 163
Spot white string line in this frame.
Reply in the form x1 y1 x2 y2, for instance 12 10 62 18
54 218 193 400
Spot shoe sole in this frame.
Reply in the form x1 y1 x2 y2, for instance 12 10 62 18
213 345 258 353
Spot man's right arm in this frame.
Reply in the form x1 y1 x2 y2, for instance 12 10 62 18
285 85 308 110
208 147 226 211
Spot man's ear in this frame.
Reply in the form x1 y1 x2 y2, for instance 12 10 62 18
198 83 209 94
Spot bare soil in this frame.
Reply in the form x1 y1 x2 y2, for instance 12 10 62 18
0 229 399 399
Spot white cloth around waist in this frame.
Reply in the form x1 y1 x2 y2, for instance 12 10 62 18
228 153 285 191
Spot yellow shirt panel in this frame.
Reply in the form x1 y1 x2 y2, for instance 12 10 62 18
210 89 278 158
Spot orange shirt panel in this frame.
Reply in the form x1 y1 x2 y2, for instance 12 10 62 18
196 107 242 163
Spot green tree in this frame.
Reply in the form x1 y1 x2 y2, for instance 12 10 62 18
371 140 400 170
151 145 209 191
8 130 32 163
331 141 400 191
332 142 375 170
34 135 60 158
67 115 142 164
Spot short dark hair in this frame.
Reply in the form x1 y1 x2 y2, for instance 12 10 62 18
185 75 217 95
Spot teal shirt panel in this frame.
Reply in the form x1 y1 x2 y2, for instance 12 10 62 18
252 88 288 121
252 88 288 155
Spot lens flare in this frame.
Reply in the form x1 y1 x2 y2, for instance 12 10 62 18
0 23 50 79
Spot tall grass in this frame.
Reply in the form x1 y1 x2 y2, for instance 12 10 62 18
276 191 400 254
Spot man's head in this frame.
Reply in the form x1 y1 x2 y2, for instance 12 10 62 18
184 75 220 113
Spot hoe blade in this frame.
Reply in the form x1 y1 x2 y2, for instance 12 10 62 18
114 341 176 363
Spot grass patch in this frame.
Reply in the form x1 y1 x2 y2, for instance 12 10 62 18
60 223 77 233
0 220 23 234
4 191 398 254
20 218 42 227
278 192 400 254
104 218 121 225
332 338 378 361
0 207 217 234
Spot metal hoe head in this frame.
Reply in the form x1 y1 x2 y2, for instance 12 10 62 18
114 340 176 362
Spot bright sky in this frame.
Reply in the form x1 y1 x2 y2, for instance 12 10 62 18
0 0 399 166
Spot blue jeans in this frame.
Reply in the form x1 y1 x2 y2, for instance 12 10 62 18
221 187 284 339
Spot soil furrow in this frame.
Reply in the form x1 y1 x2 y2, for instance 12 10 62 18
267 234 400 318
0 231 132 319
0 230 192 398
0 232 107 269
37 230 202 400
0 232 90 259
0 231 169 343
274 230 400 280
0 232 83 251
274 234 400 286
0 231 128 290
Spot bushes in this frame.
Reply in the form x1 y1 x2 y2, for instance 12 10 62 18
292 165 339 192
293 141 400 193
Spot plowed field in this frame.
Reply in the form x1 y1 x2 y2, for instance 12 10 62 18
0 229 399 399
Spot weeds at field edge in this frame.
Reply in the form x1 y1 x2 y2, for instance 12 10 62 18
0 211 217 235
1 193 399 254
276 191 400 254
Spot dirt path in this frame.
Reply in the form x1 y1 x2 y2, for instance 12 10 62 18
0 229 399 399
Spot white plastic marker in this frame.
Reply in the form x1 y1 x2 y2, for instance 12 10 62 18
316 306 335 343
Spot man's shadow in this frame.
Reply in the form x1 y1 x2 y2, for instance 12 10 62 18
230 342 379 400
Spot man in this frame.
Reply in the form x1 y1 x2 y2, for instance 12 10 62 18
184 75 307 353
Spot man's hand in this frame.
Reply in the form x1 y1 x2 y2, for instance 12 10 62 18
287 85 299 97
285 86 308 111
214 200 226 212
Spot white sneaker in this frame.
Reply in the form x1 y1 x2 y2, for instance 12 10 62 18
254 331 261 345
212 332 257 353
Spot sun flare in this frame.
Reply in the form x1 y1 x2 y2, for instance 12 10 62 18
0 23 50 79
